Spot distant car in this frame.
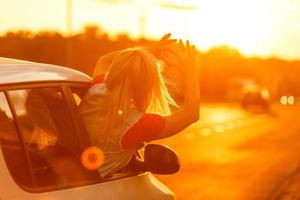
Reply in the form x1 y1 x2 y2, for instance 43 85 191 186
241 85 270 112
0 57 178 200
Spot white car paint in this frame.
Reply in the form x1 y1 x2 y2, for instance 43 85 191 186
0 147 175 200
0 57 92 85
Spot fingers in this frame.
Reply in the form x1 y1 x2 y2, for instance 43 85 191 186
191 45 196 57
183 40 196 56
186 40 190 48
186 40 191 55
178 39 185 53
191 44 195 51
160 38 177 46
161 35 195 52
177 40 197 66
151 33 176 56
177 39 192 55
178 39 192 51
158 35 197 68
159 33 176 45
160 33 171 42
166 39 177 44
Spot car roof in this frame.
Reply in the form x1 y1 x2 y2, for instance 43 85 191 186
0 57 92 85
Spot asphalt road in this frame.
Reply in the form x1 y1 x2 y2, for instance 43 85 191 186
156 103 300 200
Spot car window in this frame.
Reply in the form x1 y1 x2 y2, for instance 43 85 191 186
2 88 98 191
0 92 33 187
71 87 87 106
73 93 82 106
0 86 139 192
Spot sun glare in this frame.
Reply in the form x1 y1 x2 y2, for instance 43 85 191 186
176 0 275 56
143 0 278 57
1 0 299 59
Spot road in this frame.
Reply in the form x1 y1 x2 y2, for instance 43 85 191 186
156 103 300 200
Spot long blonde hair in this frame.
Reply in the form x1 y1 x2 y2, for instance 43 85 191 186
101 47 176 140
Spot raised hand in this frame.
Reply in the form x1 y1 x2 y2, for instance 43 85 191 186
179 40 197 73
165 39 197 75
163 39 198 101
148 33 177 59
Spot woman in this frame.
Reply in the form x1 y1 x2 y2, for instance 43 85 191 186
79 34 200 177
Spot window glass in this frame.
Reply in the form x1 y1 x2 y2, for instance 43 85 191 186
73 93 82 106
6 88 96 190
0 92 32 187
71 87 87 106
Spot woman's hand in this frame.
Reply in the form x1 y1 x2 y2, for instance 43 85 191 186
163 39 198 99
160 39 196 73
147 33 177 60
178 39 197 75
153 39 200 140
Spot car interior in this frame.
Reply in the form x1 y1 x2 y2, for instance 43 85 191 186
0 86 140 192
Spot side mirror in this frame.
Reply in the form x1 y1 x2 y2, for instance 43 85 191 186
144 144 180 174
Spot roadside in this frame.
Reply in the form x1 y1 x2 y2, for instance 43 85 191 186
270 167 300 200
155 103 300 200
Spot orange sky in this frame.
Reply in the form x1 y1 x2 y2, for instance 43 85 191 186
1 0 300 60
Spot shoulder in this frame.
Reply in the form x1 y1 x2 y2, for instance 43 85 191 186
85 74 108 96
91 74 106 86
120 113 166 149
79 74 108 110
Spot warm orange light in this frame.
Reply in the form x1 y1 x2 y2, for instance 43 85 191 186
280 96 288 105
287 96 295 105
200 128 212 136
81 146 105 170
118 109 123 115
214 125 225 133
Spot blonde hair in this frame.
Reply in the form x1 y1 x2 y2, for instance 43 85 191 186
101 47 176 140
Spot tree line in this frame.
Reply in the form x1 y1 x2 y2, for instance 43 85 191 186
1 26 299 101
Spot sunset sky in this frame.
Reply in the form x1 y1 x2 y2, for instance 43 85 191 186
1 0 300 60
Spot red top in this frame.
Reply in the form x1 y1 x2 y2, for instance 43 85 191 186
121 114 166 149
91 74 106 87
91 74 166 149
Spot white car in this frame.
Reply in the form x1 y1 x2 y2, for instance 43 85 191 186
0 57 179 200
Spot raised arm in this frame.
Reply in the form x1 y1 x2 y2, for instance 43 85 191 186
155 40 200 140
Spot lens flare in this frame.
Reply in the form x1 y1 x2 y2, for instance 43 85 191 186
118 109 123 115
81 146 105 171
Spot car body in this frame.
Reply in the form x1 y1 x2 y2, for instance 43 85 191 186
241 84 270 112
0 57 176 200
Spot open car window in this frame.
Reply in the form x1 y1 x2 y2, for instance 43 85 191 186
0 92 33 188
